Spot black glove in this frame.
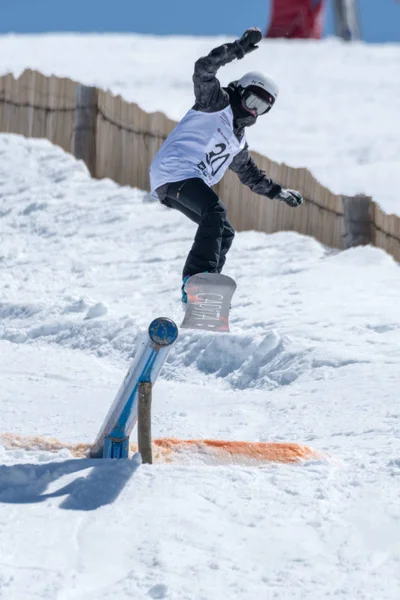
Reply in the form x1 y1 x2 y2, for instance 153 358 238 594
235 28 263 58
277 188 304 208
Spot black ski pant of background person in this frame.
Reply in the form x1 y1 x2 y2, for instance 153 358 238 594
165 177 235 280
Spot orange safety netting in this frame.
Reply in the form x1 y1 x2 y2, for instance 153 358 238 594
1 433 323 465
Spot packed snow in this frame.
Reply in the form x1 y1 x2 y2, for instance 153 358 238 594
1 31 400 600
0 33 400 215
1 133 400 599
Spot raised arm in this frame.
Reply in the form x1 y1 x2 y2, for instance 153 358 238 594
193 28 263 113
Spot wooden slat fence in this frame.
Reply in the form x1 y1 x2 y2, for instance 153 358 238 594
1 69 399 263
0 69 76 154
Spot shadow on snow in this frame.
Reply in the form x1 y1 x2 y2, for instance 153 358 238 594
0 455 141 510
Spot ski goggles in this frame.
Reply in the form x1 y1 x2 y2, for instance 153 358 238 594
242 86 275 116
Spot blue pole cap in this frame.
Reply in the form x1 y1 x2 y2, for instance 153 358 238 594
148 317 178 347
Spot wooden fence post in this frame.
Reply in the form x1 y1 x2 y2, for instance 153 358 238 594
73 85 98 177
138 381 153 464
342 194 373 249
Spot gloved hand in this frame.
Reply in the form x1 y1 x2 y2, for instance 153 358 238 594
278 188 304 207
235 28 263 58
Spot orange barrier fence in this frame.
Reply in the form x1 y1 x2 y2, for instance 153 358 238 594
0 433 324 465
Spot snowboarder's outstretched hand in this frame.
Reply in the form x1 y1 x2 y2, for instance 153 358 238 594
236 28 263 58
278 188 304 207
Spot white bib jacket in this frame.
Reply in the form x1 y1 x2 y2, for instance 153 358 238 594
149 39 279 202
150 106 247 194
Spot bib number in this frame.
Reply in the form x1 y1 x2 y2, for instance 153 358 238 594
197 143 230 178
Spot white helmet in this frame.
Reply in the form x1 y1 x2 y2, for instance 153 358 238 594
237 71 279 103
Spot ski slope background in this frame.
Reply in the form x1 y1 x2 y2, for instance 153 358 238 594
1 135 400 599
0 33 400 216
0 34 400 600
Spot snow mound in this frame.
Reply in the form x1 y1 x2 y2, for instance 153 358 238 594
169 329 369 390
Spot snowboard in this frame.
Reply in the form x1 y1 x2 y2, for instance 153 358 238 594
180 273 237 333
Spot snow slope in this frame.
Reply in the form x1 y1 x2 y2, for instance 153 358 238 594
0 34 400 215
1 133 400 599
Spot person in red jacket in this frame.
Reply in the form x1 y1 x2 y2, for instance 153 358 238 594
266 0 325 39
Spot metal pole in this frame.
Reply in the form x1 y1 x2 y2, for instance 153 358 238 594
334 0 361 41
138 382 153 464
90 317 178 459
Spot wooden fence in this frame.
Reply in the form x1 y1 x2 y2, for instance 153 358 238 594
1 69 399 262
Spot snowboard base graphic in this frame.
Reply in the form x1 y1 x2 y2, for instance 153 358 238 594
180 273 237 333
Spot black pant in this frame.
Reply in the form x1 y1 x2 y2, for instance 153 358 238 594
165 178 235 280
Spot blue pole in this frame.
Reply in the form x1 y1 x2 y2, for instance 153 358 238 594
90 317 178 459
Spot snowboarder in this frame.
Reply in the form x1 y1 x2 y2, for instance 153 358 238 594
150 27 303 302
